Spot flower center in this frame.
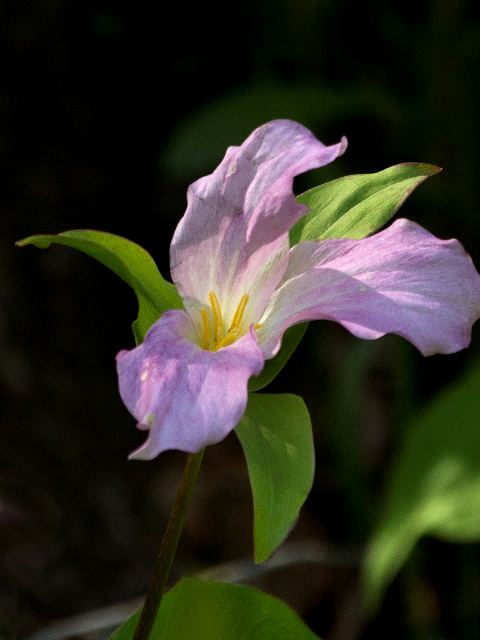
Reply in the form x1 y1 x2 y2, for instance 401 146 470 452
199 291 260 351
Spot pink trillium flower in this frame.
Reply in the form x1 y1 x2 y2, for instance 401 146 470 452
117 120 480 460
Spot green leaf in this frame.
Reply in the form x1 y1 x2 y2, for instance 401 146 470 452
249 323 308 392
111 578 321 640
236 393 314 563
16 230 182 342
362 362 480 613
291 163 441 244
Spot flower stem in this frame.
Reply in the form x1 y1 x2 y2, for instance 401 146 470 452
133 449 204 640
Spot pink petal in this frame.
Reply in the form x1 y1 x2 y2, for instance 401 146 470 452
170 120 347 327
260 218 480 357
116 310 264 459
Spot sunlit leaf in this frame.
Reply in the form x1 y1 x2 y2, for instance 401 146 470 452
362 362 480 613
236 393 314 563
291 163 441 243
111 578 321 640
16 230 182 343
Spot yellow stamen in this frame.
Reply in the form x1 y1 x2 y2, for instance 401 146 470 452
200 308 210 350
200 291 254 351
254 322 262 331
209 291 223 343
215 329 239 350
229 294 249 332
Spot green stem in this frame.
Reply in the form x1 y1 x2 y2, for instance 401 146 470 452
133 449 204 640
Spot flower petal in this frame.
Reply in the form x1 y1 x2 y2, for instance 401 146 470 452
116 310 264 459
260 218 480 357
170 120 347 326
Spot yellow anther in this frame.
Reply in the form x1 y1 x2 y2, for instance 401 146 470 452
215 329 239 350
209 291 223 342
229 294 249 332
200 308 210 350
254 322 262 331
200 291 253 351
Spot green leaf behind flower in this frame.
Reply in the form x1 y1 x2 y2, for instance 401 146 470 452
291 163 441 243
236 393 314 563
362 362 480 613
16 230 182 343
160 80 403 180
249 323 307 392
111 578 320 640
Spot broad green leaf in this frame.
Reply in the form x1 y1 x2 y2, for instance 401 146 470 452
291 163 441 244
16 230 182 343
236 393 314 563
362 362 480 613
111 578 320 640
249 323 308 392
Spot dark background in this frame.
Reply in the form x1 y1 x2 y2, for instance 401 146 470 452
2 0 480 637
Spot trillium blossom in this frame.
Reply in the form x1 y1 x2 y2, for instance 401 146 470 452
117 119 480 460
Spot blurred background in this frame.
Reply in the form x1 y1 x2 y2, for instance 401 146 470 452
2 0 480 638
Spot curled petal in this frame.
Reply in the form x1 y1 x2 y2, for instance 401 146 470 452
116 310 264 459
260 219 480 357
170 120 347 325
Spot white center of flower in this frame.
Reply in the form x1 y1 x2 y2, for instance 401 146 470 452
199 291 261 351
